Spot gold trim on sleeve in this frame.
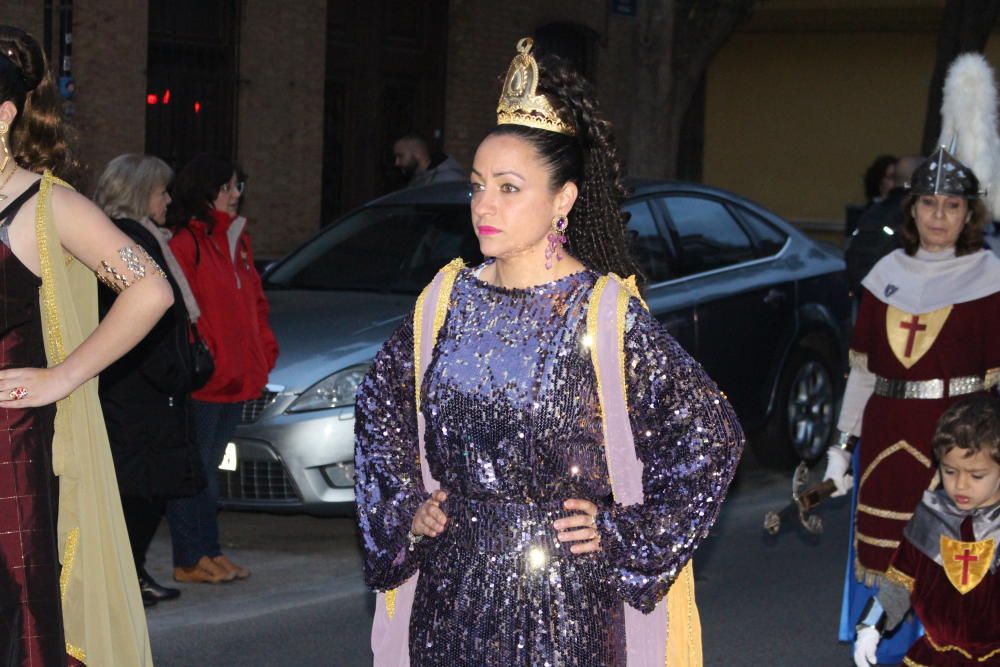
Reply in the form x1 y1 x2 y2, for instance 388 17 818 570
885 565 915 592
855 531 900 549
857 503 913 521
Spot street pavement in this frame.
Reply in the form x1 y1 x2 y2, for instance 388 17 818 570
145 454 858 666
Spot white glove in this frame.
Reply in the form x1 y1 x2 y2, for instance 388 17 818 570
853 625 880 666
823 447 853 497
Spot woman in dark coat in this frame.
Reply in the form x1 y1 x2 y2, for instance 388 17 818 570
94 153 203 605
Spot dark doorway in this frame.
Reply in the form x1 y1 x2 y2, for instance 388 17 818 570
322 0 449 224
146 0 240 171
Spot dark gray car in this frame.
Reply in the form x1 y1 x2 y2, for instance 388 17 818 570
220 180 851 515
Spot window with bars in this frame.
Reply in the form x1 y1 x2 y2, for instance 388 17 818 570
145 0 239 171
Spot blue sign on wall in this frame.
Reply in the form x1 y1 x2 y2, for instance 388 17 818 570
612 0 638 16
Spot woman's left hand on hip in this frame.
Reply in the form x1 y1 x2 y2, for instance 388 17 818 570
553 498 601 554
0 366 74 408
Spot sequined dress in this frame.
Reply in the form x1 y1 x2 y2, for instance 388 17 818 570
355 266 743 666
0 196 71 666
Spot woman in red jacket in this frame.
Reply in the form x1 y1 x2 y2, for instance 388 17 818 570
165 153 278 583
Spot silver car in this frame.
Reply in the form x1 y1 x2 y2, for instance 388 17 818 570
221 180 849 515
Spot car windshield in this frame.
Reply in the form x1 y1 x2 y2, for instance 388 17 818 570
265 204 483 294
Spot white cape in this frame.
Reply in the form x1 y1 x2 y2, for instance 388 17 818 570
862 247 1000 313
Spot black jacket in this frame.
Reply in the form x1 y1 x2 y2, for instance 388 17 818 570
98 218 203 499
845 187 906 292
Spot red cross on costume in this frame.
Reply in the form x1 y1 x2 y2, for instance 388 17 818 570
954 548 979 586
899 315 927 357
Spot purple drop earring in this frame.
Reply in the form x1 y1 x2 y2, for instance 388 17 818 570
545 215 568 270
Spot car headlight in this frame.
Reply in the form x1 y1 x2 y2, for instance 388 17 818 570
286 364 370 413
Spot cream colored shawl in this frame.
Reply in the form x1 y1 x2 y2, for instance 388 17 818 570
35 172 153 665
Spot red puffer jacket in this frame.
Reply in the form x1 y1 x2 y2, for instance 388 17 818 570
169 209 279 403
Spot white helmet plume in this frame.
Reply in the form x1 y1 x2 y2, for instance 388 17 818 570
938 53 1000 218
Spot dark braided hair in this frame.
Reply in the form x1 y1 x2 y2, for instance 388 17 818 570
486 55 643 283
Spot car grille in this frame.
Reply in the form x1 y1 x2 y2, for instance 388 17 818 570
241 390 278 424
218 459 298 502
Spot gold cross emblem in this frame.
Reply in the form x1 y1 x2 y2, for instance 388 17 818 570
940 535 995 595
886 305 952 369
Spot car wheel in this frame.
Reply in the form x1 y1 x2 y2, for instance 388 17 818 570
753 347 836 468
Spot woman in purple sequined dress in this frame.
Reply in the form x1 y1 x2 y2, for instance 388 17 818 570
355 39 744 666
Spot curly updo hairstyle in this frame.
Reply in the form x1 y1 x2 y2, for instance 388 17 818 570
898 193 988 256
0 26 78 180
486 55 643 283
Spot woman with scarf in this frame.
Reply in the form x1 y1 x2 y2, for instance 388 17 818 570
93 153 206 607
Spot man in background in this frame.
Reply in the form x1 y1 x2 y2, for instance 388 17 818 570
844 155 923 296
393 132 465 188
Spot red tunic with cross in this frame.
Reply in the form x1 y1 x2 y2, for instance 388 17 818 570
886 518 1000 666
850 289 1000 580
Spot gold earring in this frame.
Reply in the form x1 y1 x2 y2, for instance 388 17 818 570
0 121 9 174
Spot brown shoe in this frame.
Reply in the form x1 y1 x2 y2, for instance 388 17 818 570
212 554 250 580
173 556 233 583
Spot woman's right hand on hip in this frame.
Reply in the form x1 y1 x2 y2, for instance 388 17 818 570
411 490 449 537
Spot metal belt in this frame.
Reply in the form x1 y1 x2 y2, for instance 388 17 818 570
873 374 985 400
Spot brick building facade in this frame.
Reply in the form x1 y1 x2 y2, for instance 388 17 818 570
6 2 998 253
5 1 652 256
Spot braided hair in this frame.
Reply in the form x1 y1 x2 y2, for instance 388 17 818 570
487 55 643 283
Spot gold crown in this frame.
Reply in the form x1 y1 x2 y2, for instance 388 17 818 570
496 38 576 136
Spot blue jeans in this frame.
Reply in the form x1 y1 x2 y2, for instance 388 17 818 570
166 400 242 567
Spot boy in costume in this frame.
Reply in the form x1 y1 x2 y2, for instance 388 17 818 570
853 394 1000 666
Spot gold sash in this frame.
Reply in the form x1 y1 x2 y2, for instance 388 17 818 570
36 172 153 665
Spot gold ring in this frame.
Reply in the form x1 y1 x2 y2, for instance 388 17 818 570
8 386 27 400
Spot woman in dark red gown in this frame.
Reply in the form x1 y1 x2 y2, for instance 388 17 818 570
0 183 63 665
0 26 173 666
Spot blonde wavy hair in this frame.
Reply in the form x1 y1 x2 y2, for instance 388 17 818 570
93 154 173 221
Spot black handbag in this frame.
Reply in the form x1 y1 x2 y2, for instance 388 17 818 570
188 321 215 391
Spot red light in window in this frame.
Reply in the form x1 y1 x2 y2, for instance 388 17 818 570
163 89 171 105
193 101 201 113
146 93 158 105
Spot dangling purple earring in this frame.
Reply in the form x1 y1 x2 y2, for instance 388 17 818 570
545 215 568 270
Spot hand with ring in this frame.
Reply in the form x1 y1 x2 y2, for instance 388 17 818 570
553 498 602 554
0 366 75 408
411 489 449 538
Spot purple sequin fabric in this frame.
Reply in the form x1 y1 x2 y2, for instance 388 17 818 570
355 266 744 666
